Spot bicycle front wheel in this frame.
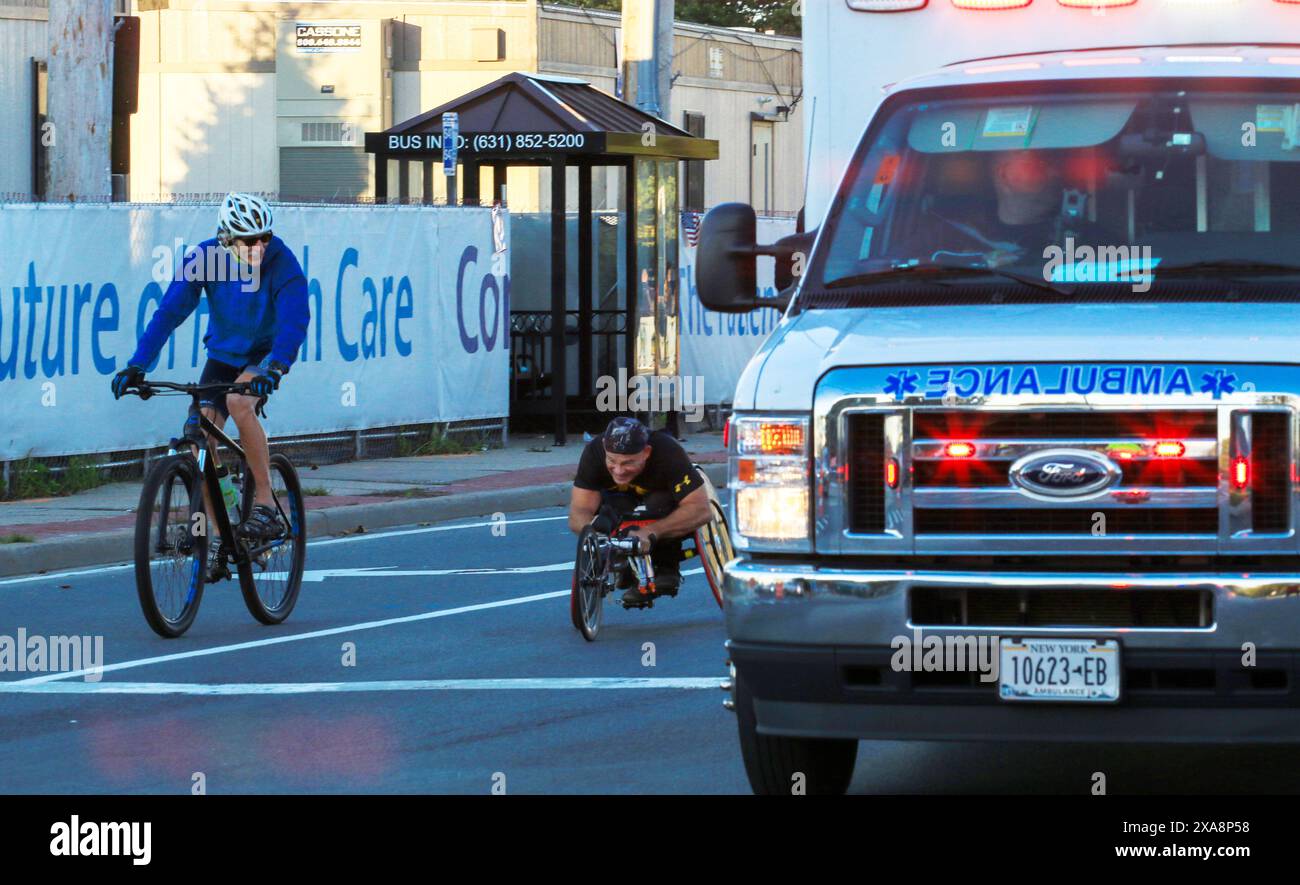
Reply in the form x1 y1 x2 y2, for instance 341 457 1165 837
236 453 306 625
571 526 605 641
134 454 207 638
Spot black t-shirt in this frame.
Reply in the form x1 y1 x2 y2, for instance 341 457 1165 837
573 430 704 502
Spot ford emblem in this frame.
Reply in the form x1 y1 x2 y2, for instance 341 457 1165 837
1009 448 1120 499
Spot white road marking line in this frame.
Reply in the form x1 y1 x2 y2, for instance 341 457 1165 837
9 590 570 685
0 677 722 696
0 514 568 587
277 561 576 583
5 552 709 685
311 514 569 547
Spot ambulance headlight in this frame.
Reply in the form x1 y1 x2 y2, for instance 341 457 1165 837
730 416 811 548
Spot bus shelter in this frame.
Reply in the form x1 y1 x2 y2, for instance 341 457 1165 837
364 72 718 445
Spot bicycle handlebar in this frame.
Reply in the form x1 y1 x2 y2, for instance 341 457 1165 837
132 379 257 396
604 531 657 555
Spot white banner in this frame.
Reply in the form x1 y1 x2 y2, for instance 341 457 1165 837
0 204 510 460
679 214 797 405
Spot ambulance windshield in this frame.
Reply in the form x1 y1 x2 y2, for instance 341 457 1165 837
812 87 1300 302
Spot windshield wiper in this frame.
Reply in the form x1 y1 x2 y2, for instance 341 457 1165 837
1152 260 1300 279
823 261 1075 298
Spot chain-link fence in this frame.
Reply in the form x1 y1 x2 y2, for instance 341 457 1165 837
0 418 507 501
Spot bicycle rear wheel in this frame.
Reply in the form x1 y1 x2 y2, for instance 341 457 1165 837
571 526 605 641
134 454 207 638
236 453 306 625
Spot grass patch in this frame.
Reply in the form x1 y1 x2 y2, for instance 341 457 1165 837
4 455 110 501
0 534 35 544
301 486 332 497
412 433 472 456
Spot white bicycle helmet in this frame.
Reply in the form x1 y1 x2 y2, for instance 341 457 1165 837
217 192 274 248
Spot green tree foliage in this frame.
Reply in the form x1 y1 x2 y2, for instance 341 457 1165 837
563 1 801 37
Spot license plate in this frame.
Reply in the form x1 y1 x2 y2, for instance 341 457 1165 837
999 638 1120 703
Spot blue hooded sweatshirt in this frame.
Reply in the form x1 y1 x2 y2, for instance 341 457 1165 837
130 235 310 371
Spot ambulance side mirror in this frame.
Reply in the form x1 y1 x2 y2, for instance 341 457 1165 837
697 203 791 314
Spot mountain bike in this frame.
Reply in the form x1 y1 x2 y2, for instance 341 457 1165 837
123 379 306 638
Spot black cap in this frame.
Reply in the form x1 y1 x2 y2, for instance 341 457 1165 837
602 417 650 455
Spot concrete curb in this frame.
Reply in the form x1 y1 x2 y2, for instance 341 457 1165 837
0 464 727 579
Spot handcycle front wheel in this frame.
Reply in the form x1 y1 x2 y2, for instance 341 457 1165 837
133 453 207 638
236 452 306 625
570 525 606 641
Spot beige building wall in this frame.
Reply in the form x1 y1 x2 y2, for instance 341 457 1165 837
538 4 803 216
0 3 49 197
12 0 807 212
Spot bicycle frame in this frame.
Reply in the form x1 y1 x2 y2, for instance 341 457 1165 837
164 393 286 563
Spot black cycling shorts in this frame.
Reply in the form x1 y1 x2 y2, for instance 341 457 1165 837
198 356 265 422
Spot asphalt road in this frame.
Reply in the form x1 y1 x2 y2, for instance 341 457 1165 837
0 507 1295 794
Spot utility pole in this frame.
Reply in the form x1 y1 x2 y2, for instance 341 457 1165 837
622 0 674 120
47 0 115 201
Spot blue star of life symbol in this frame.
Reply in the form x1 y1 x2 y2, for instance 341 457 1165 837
1200 369 1237 400
884 370 920 399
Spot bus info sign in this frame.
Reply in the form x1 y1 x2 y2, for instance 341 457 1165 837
365 132 606 157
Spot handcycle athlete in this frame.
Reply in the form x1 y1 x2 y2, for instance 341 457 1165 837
568 417 715 606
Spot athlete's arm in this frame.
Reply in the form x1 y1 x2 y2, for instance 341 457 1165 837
128 261 204 369
268 269 310 369
568 486 602 535
633 485 712 545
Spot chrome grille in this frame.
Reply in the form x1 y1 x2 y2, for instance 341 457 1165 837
817 389 1298 557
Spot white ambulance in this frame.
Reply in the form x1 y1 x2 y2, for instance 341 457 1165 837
698 0 1300 794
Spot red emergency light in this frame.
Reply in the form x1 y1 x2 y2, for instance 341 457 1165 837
847 0 929 9
1152 441 1186 458
952 0 1032 8
886 458 901 488
944 442 977 459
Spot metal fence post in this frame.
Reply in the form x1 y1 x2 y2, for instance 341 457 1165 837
354 430 363 461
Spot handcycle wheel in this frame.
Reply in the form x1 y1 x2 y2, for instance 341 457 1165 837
692 473 735 610
133 454 207 638
235 453 306 625
570 525 605 641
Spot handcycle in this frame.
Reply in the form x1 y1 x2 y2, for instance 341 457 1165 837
123 379 307 638
569 470 735 641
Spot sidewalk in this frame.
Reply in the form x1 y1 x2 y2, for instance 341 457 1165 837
0 431 727 578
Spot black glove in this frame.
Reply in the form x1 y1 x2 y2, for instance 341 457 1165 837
112 365 144 399
248 361 287 398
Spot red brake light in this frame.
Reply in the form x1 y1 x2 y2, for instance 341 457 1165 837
944 442 977 459
723 418 730 449
1153 441 1186 458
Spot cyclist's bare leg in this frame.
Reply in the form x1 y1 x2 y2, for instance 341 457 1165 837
228 371 273 507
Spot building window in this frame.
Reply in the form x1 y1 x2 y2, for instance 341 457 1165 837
682 111 706 211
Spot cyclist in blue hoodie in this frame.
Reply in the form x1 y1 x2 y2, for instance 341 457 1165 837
112 193 310 543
